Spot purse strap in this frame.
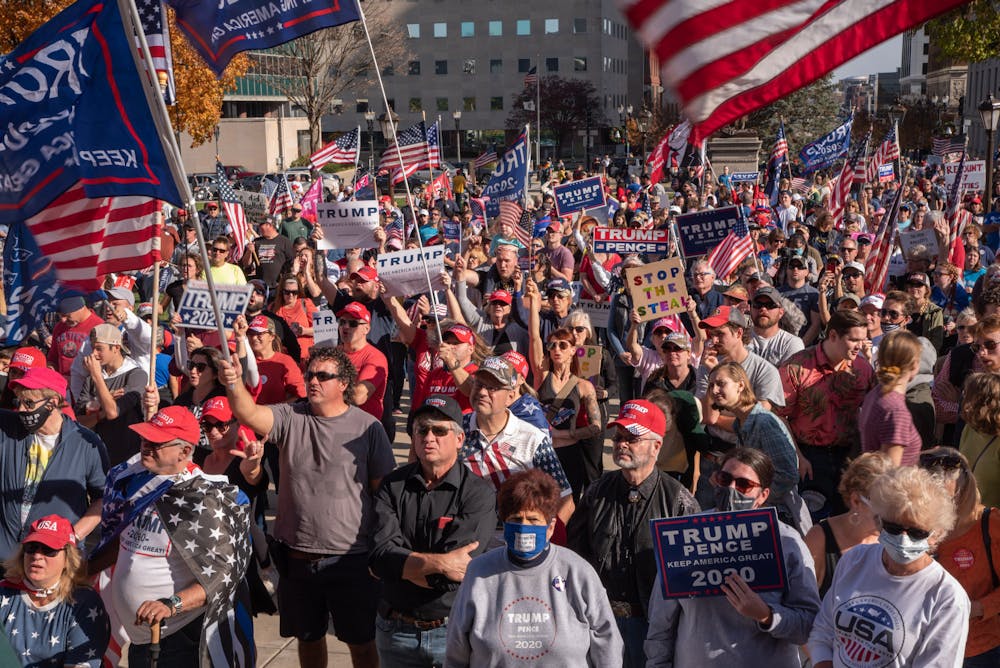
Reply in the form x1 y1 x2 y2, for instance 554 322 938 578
982 507 999 590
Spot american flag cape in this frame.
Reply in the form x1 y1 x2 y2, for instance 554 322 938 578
91 456 254 668
621 0 969 141
216 161 250 262
865 125 900 183
137 0 175 104
707 210 754 281
378 122 429 184
946 149 973 266
865 186 902 294
310 127 360 169
268 175 294 215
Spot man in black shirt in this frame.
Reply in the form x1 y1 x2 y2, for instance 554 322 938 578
370 395 496 667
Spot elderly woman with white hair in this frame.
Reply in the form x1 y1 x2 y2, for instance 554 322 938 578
808 466 971 667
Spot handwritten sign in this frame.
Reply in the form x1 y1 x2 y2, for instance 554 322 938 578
554 176 606 217
576 345 603 378
898 227 940 258
650 508 787 599
312 309 339 347
376 246 447 297
592 228 671 255
315 201 380 250
626 258 690 322
578 299 610 329
177 281 253 330
233 189 269 224
675 206 740 258
943 159 986 194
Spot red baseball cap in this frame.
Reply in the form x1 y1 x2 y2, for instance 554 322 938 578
23 515 75 550
130 406 201 444
10 346 45 371
200 396 233 423
350 267 379 283
487 290 513 305
698 305 750 330
249 315 275 333
608 399 667 440
501 351 529 379
10 368 67 398
547 221 562 234
337 301 371 324
443 324 475 344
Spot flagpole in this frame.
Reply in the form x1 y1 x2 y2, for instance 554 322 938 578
148 214 162 418
352 125 361 189
358 2 443 345
535 55 541 168
524 123 534 269
117 0 235 368
780 118 793 184
422 111 436 208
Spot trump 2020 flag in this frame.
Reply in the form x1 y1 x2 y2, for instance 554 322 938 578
166 0 361 76
482 129 529 217
0 0 184 224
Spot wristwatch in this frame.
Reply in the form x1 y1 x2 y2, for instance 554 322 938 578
158 595 183 615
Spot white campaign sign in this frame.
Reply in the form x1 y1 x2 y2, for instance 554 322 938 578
233 189 269 224
315 201 381 250
312 309 339 347
898 227 940 258
376 246 447 297
578 299 611 329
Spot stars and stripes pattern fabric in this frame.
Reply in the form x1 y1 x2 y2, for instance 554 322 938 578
765 123 788 205
523 66 537 87
385 211 405 250
137 0 175 104
310 127 360 169
707 212 753 281
947 149 973 266
426 121 442 169
268 175 293 215
830 131 870 228
216 161 249 262
473 149 497 169
497 200 528 245
378 121 429 184
620 0 967 141
790 177 809 193
469 195 489 230
24 181 160 291
933 135 966 159
865 178 902 294
260 177 278 201
865 125 900 183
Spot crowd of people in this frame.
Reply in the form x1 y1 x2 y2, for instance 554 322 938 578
1 156 999 667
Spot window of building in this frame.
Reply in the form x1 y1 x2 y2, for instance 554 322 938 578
573 18 587 34
490 59 502 74
463 59 476 75
407 24 420 39
435 60 448 75
461 21 474 37
463 97 476 112
923 42 929 55
574 57 587 72
545 19 558 34
409 98 422 112
546 57 558 72
436 98 449 112
433 22 447 38
518 58 531 73
382 64 395 76
516 20 530 35
356 99 369 113
489 20 502 36
491 96 504 111
408 61 420 75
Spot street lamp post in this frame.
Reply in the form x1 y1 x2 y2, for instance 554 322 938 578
214 125 221 159
617 104 633 159
378 109 400 196
453 110 462 167
888 103 906 179
980 95 1000 209
364 110 376 173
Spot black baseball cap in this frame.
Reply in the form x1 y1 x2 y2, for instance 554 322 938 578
411 395 464 429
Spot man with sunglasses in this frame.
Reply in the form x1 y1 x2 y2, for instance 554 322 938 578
221 347 394 668
567 400 699 667
747 286 803 367
206 236 247 286
370 395 495 668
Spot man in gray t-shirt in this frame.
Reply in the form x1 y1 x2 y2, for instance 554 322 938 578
223 346 394 668
747 286 805 367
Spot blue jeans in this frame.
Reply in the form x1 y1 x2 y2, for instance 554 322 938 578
375 614 448 668
965 646 1000 667
616 616 649 668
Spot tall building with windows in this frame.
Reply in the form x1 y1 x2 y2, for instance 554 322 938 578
899 28 929 99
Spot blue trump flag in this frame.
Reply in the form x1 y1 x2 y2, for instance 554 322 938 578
166 0 361 76
2 221 62 344
0 0 184 225
482 130 529 217
798 116 853 173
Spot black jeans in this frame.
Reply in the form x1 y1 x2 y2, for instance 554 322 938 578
798 444 850 520
128 615 203 668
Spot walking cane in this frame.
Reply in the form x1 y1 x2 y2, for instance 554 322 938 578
149 619 161 668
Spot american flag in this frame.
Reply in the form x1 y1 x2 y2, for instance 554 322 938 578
765 122 788 205
523 66 537 87
865 124 901 183
621 0 966 141
385 210 405 250
829 130 870 228
310 126 360 169
137 0 175 104
426 121 442 169
790 177 809 193
707 212 754 281
378 121 429 184
216 161 249 262
498 200 530 246
473 148 498 169
268 175 294 214
933 135 966 159
946 149 973 266
470 195 490 227
260 177 278 201
865 186 902 294
24 182 160 290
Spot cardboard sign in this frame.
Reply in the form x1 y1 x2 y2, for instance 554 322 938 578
592 228 671 255
578 299 610 329
312 309 339 347
729 171 759 183
944 160 986 194
675 206 741 258
376 246 447 297
626 257 691 322
554 176 606 217
233 189 269 224
650 508 787 599
177 280 253 330
576 345 603 378
898 227 940 258
877 163 895 183
315 201 380 250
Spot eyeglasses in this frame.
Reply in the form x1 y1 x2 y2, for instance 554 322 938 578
339 320 363 328
201 420 233 434
957 324 975 331
12 397 48 410
546 340 573 351
880 309 904 320
305 370 342 382
473 380 509 394
611 432 653 445
661 343 686 353
751 301 777 310
570 326 589 334
972 339 1000 353
416 424 452 437
140 439 183 451
210 247 228 254
918 451 965 472
187 361 209 372
880 518 931 541
489 301 511 307
712 469 763 494
23 542 61 557
693 271 714 278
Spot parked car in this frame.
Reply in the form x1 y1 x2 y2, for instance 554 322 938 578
187 173 219 201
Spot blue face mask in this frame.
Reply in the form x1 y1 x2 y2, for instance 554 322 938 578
503 522 548 560
879 530 929 565
792 247 804 256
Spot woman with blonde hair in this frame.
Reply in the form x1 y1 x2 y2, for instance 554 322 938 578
961 372 1000 507
859 330 923 465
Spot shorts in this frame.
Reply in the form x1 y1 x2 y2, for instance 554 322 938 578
277 551 379 645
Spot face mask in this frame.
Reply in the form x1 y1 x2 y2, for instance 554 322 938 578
793 247 804 256
503 522 548 560
879 530 929 565
714 486 757 512
881 321 901 333
18 401 53 434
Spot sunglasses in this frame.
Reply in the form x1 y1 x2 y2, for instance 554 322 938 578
611 432 651 444
305 370 342 382
201 420 232 433
972 339 1000 353
570 326 589 334
187 361 209 372
661 343 686 353
750 301 777 310
416 424 452 437
547 340 573 351
23 542 61 557
918 451 964 472
880 309 903 320
880 518 931 541
12 397 48 410
339 320 363 328
712 469 763 495
210 247 228 254
489 300 511 307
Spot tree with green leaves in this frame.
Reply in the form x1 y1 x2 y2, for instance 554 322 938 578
738 74 843 155
506 76 605 157
927 1 1000 63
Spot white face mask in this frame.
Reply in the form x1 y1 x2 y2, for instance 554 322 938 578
878 530 930 565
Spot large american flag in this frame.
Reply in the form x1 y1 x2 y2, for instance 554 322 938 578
25 182 160 290
310 126 360 169
473 148 497 169
865 124 900 183
829 130 870 228
707 212 754 281
268 175 294 214
378 121 429 184
946 149 973 266
137 0 175 104
426 121 442 169
933 135 966 160
865 186 902 294
497 200 529 246
216 161 250 262
621 0 967 140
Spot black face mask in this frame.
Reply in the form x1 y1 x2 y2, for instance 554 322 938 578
19 401 53 433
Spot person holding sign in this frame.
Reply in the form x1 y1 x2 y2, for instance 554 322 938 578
645 448 820 668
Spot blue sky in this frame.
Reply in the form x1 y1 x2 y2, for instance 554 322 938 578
833 35 904 80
